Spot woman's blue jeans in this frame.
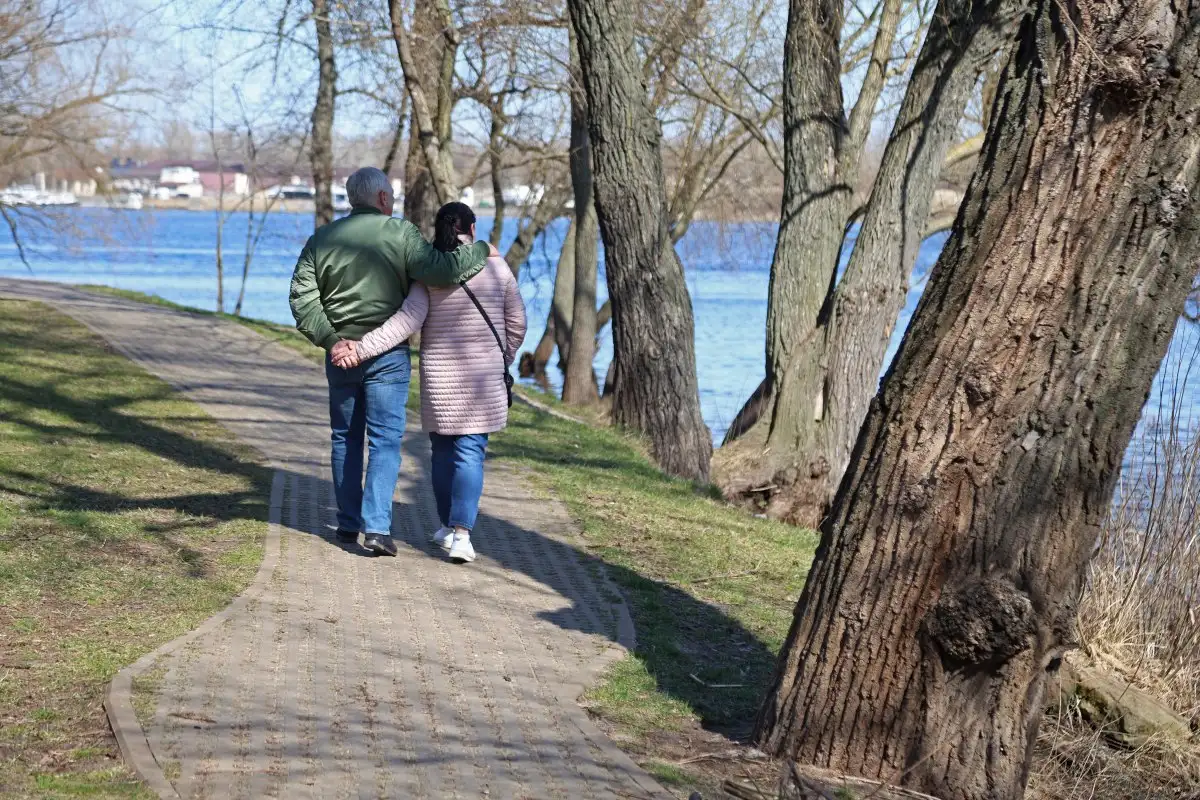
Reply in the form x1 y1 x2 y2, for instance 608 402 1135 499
429 433 489 531
326 348 410 535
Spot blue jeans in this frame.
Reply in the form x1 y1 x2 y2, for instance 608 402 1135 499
429 433 489 531
326 348 410 536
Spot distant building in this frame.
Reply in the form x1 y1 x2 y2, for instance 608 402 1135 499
107 158 248 199
502 184 545 206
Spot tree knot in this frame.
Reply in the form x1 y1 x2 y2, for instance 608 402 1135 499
962 365 997 408
1094 32 1173 106
1156 180 1191 226
924 577 1034 669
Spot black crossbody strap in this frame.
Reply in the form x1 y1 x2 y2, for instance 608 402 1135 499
459 281 507 365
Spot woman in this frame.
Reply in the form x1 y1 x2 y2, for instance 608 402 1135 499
333 202 526 563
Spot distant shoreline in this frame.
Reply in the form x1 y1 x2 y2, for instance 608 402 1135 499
71 196 780 225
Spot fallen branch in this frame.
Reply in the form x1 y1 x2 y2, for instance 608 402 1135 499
690 568 761 585
689 673 745 689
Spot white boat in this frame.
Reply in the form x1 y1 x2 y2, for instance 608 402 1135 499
111 192 144 210
0 185 79 206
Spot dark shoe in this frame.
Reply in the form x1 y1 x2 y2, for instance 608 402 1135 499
365 534 398 557
335 529 359 544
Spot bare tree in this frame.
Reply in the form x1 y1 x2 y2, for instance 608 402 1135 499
568 0 712 481
561 31 599 405
756 2 1200 798
0 0 148 253
310 0 337 228
716 0 1014 526
388 0 458 235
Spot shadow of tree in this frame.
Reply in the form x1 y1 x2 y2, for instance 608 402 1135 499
1 340 778 743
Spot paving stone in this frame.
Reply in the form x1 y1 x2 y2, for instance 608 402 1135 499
1 279 671 800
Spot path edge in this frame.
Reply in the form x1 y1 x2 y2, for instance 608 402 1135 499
102 470 286 799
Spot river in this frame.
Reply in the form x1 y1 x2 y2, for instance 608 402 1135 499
2 207 1196 483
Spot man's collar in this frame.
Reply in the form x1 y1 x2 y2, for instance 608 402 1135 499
350 205 383 216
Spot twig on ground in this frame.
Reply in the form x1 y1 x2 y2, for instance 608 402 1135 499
691 568 761 585
677 747 765 765
689 673 745 689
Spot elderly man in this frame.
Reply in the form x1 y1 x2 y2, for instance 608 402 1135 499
289 167 493 557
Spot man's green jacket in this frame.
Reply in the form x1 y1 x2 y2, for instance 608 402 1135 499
289 206 488 350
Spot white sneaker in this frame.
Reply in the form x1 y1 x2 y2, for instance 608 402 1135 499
447 532 476 564
429 526 453 550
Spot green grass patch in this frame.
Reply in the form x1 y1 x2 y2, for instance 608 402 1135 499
0 300 270 798
79 286 324 364
489 403 819 742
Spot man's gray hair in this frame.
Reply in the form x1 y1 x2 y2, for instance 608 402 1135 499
345 167 392 208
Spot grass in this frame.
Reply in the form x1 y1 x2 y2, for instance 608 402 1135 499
0 300 271 798
488 400 819 786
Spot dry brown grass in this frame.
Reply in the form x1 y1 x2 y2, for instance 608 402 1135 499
1031 336 1200 799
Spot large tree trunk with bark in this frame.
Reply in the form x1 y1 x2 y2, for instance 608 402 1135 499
711 0 850 493
568 0 712 481
716 0 1013 527
562 40 600 405
309 0 336 229
755 3 1200 798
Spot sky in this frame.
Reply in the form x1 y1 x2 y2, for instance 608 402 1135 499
111 0 919 158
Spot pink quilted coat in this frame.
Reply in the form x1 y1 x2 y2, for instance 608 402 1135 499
355 254 527 435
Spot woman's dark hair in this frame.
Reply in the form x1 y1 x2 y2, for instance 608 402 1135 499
433 202 477 252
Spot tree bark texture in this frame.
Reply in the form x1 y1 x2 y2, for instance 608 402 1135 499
391 0 457 235
715 0 849 479
717 0 1013 527
783 0 1015 525
568 0 712 481
489 113 506 247
310 0 336 229
551 218 577 369
755 4 1200 799
563 42 600 405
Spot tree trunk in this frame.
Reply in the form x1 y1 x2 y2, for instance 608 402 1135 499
234 192 252 317
567 0 712 481
391 0 456 235
562 40 600 405
210 121 226 312
382 95 408 177
310 0 336 229
489 114 506 247
214 217 224 313
550 218 577 369
755 5 1200 799
521 315 556 386
713 0 850 479
403 126 438 236
717 0 1013 527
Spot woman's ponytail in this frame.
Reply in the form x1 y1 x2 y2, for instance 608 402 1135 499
432 202 477 252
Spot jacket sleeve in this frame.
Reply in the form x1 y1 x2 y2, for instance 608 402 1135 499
400 219 489 287
289 236 340 350
356 284 429 360
502 267 527 364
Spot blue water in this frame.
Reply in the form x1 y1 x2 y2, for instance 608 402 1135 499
2 207 1197 474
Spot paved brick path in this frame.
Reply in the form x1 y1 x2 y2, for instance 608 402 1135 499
1 280 670 800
